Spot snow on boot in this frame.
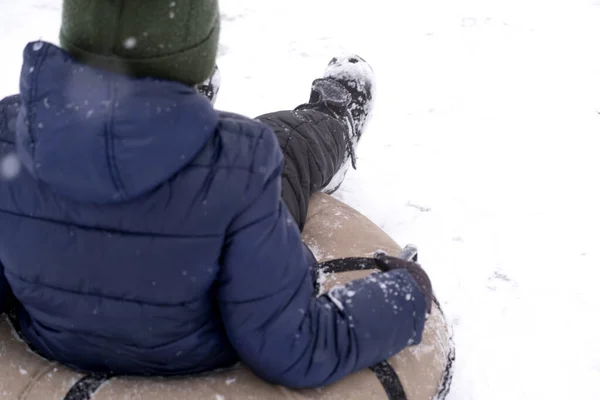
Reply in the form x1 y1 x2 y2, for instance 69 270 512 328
299 55 375 194
324 55 375 142
195 65 221 106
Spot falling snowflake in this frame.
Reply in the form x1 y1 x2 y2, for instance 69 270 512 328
123 37 137 49
0 153 21 180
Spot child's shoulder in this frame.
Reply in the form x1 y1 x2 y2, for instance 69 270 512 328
0 94 20 109
217 111 269 139
0 94 20 145
205 111 280 171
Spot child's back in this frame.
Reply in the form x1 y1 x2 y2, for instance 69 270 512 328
0 41 293 376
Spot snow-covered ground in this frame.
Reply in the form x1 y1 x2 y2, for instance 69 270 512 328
2 0 600 399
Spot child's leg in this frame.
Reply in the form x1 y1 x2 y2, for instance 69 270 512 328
256 109 346 231
256 55 375 231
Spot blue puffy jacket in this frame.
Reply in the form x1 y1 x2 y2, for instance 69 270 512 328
0 42 427 388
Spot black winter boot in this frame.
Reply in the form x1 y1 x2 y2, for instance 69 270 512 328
297 55 375 194
195 65 221 106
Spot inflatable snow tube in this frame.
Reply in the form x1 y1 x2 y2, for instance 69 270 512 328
0 193 454 400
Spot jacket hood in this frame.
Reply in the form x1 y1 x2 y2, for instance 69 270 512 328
16 41 218 203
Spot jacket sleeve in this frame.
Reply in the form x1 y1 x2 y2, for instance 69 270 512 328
217 128 428 389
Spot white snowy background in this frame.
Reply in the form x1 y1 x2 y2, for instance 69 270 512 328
2 0 600 399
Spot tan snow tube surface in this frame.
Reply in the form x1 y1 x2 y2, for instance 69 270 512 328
0 193 454 400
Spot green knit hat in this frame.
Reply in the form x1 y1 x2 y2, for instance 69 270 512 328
60 0 220 86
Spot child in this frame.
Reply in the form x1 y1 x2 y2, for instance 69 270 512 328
0 0 433 388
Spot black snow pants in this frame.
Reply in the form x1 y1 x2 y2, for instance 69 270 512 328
256 107 347 231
